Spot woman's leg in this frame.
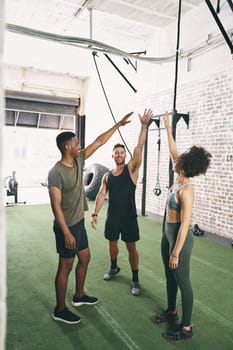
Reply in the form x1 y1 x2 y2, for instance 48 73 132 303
161 233 178 311
173 231 194 326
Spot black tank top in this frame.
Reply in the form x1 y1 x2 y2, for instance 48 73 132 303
107 165 137 218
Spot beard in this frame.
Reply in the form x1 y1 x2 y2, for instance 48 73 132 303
115 157 125 165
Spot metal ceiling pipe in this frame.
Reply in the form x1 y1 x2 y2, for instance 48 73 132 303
89 7 93 40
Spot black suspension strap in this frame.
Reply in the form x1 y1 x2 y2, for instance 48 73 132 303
92 51 133 158
153 119 162 196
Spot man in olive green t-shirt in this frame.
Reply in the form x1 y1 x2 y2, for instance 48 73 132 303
48 112 132 324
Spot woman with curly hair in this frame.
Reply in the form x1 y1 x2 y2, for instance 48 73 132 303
152 112 212 342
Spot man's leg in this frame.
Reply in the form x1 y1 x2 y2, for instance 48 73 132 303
52 256 81 324
71 247 98 306
109 240 119 267
125 241 139 272
103 240 120 280
125 242 140 295
55 256 74 310
74 247 90 298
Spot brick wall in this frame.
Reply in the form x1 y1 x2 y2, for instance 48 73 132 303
134 66 233 240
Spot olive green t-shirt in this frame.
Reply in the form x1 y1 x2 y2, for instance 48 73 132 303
48 150 88 227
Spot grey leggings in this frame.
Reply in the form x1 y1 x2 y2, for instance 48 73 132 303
161 222 194 326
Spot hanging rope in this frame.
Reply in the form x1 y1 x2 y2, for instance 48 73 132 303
92 51 133 158
169 0 182 188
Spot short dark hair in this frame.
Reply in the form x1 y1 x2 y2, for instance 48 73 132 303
112 143 126 152
56 131 76 153
176 145 212 177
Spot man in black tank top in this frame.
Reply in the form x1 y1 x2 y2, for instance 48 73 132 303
91 109 153 296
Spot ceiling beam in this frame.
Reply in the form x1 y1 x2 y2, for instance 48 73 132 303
181 0 198 8
108 0 176 20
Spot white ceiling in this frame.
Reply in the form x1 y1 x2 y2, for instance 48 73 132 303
5 0 205 52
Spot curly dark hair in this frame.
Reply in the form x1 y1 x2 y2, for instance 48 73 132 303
175 146 212 177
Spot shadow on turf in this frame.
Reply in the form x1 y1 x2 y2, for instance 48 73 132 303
39 294 129 350
99 272 169 326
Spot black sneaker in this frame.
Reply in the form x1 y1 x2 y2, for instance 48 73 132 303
151 309 178 325
71 294 98 307
52 306 81 324
163 324 193 343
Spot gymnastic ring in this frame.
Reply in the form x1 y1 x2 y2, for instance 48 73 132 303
153 187 161 196
84 163 109 200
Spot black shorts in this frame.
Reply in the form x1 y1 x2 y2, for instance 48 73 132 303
104 216 140 242
53 218 89 258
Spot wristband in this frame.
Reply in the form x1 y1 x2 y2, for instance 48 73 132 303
91 213 98 217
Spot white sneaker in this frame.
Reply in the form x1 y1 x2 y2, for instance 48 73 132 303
131 281 141 296
103 266 121 280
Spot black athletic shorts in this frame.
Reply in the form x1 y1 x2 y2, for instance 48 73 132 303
104 216 140 242
53 218 89 258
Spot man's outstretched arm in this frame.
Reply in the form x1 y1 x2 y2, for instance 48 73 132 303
129 108 153 172
84 112 133 160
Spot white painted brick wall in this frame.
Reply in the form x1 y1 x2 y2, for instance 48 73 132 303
134 67 233 240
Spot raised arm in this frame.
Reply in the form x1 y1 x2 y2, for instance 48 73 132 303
84 112 133 160
164 111 179 163
91 172 108 229
128 108 153 180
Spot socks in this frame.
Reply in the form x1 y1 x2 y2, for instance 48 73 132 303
132 269 139 282
110 261 139 282
111 259 117 270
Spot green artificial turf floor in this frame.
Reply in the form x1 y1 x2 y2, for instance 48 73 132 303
6 202 233 350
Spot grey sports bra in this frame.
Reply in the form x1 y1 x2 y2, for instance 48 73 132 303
167 183 191 212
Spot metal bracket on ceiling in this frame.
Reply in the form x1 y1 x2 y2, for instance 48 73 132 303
123 58 137 72
205 0 233 54
74 0 92 17
123 51 147 72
